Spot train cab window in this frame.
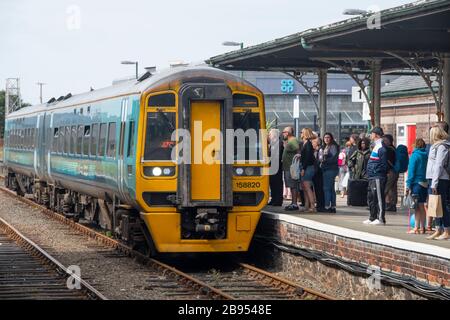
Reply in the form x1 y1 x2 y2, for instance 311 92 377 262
98 123 107 157
64 126 71 154
233 94 259 108
233 111 262 162
148 93 176 107
127 121 135 157
83 125 91 156
70 126 77 155
144 112 176 161
76 125 83 155
107 122 116 158
91 124 99 157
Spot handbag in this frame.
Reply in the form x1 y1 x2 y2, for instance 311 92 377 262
403 194 415 209
290 156 301 181
427 194 443 218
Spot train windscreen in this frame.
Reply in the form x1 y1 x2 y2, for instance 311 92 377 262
233 111 261 162
144 111 176 161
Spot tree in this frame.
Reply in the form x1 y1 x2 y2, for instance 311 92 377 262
0 90 31 138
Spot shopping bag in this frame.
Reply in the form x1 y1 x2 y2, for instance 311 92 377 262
427 195 443 218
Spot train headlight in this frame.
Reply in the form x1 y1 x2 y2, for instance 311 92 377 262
163 168 172 176
235 168 244 176
152 167 162 177
245 167 255 176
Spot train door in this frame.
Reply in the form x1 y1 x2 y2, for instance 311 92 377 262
397 123 416 155
190 101 222 201
118 97 135 203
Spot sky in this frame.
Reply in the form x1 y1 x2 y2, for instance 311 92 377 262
0 0 412 105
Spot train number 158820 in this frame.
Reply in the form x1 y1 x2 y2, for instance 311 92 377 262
235 182 261 189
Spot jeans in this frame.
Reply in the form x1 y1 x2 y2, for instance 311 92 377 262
428 179 450 231
385 170 399 208
323 168 339 208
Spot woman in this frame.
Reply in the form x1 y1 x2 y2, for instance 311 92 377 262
300 128 317 212
312 136 325 212
405 138 428 234
348 134 360 163
348 138 371 180
338 140 351 198
320 133 340 213
426 126 450 240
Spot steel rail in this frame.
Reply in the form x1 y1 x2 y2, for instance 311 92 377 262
0 217 107 300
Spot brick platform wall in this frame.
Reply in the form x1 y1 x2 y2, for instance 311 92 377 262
258 215 450 289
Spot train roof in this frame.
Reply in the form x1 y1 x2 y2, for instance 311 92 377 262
7 66 251 119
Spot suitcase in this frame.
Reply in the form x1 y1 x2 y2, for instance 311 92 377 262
347 179 368 207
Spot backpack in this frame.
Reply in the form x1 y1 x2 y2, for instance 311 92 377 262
338 151 346 167
290 155 301 181
394 145 409 174
437 143 450 176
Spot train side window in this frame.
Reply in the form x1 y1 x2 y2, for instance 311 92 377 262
98 123 107 157
53 128 59 152
107 122 116 158
20 129 24 149
59 127 64 154
25 128 29 149
64 126 71 154
90 123 99 157
77 125 83 155
70 125 77 155
30 128 34 149
127 121 135 157
83 125 91 156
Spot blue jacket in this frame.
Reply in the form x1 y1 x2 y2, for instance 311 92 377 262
367 139 388 179
406 148 428 188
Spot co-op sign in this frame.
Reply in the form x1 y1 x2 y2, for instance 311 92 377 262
280 79 295 93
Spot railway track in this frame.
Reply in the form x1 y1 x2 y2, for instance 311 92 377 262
0 180 333 300
179 262 332 300
0 217 106 300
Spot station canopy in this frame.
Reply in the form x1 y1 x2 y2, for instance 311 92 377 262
208 0 450 73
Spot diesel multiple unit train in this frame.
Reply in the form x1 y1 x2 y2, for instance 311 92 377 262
2 67 269 255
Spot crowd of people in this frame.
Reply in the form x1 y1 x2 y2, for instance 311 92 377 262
267 122 450 241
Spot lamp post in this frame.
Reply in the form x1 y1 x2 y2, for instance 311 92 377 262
121 60 139 79
36 82 46 104
222 41 244 78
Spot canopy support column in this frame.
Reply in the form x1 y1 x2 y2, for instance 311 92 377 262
444 55 450 125
318 69 328 137
371 61 382 127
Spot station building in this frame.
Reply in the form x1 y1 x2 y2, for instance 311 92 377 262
231 70 396 142
381 75 440 147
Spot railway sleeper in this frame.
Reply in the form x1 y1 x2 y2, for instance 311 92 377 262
4 172 154 255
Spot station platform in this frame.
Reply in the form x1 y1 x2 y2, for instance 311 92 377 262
260 198 450 291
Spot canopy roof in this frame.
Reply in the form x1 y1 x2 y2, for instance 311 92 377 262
208 0 450 72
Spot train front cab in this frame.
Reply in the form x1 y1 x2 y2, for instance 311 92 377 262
136 83 269 253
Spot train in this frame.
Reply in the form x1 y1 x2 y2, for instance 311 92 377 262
2 66 269 255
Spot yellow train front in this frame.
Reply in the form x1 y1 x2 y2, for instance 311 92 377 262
136 68 269 253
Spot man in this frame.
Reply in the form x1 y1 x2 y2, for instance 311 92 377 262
282 127 300 211
364 127 388 225
383 134 398 212
268 129 284 206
